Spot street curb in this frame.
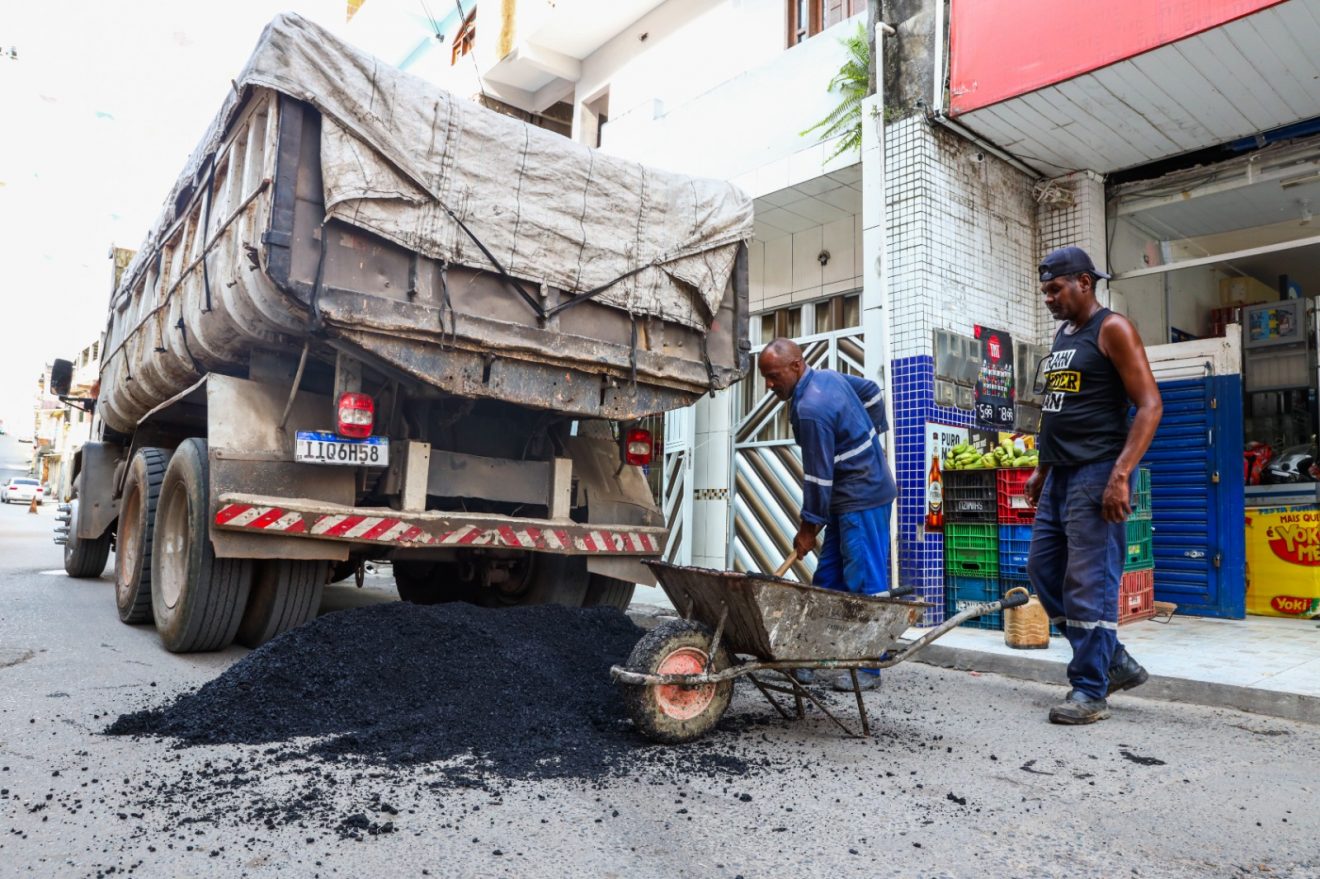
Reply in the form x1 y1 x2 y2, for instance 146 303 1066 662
910 642 1320 726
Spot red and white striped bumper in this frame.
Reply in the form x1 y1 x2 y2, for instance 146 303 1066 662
213 493 664 555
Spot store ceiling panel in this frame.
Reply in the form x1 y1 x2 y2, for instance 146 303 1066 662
952 0 1320 176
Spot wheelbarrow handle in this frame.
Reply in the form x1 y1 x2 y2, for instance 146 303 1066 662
1001 585 1032 609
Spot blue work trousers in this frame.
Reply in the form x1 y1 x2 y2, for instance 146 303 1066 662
813 503 893 596
813 503 893 676
1026 461 1130 701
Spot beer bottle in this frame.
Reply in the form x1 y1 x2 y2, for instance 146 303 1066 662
926 455 943 531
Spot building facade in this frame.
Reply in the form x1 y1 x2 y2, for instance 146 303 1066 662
348 0 1320 622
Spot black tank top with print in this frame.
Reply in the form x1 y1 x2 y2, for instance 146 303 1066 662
1037 307 1130 465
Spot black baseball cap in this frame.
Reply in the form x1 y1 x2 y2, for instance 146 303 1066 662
1038 245 1112 282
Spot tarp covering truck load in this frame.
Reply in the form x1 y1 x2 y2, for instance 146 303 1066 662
51 14 752 653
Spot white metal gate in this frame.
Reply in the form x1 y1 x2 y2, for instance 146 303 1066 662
732 330 865 581
661 405 695 565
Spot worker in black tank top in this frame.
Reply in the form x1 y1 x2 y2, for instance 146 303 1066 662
1038 307 1130 465
1024 247 1164 726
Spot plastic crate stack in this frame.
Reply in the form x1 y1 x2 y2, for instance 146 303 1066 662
1120 468 1156 624
944 467 1037 631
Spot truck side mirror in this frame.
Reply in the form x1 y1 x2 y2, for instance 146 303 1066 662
50 359 73 397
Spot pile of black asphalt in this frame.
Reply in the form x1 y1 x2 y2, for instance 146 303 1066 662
107 600 754 785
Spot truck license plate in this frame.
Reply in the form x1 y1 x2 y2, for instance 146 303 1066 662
295 431 389 467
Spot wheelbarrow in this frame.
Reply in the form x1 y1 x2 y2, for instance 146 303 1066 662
612 558 1029 743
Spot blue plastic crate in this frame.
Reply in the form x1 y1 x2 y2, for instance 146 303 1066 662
945 575 1003 631
998 524 1033 581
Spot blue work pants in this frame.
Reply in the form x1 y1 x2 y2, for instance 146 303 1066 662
1026 461 1129 701
814 504 893 676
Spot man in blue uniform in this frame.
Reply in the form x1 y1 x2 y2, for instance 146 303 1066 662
758 338 898 691
1026 246 1163 725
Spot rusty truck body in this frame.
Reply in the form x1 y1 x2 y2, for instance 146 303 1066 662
53 15 751 653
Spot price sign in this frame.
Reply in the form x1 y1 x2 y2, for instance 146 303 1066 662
973 325 1016 431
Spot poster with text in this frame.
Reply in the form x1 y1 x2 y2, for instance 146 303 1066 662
973 325 1016 430
925 423 969 534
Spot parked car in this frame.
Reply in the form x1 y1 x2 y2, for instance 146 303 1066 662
3 478 44 504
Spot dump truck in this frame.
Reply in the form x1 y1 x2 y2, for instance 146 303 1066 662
51 14 751 653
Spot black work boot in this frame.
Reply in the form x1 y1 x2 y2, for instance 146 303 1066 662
1048 690 1111 725
1106 646 1149 695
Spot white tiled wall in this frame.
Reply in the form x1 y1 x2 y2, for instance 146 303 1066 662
1037 170 1108 340
885 117 1044 357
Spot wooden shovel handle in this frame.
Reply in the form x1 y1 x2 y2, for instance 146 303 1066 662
772 552 799 578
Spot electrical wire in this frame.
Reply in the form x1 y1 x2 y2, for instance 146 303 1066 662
453 0 489 101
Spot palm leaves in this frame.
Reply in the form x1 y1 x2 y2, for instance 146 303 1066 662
801 23 871 163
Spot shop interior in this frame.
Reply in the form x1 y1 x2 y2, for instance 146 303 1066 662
1107 136 1320 619
1109 138 1320 499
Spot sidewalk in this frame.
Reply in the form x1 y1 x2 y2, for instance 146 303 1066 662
629 586 1320 724
904 613 1320 724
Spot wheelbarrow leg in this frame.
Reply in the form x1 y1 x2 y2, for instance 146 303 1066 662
775 671 865 738
848 670 871 737
745 673 799 721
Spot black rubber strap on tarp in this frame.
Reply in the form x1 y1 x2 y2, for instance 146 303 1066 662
200 155 217 314
443 204 545 320
543 262 654 321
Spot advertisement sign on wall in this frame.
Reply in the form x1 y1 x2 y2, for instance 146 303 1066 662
1245 506 1320 618
974 325 1016 431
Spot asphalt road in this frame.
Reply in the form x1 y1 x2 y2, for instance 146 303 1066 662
1 442 1317 878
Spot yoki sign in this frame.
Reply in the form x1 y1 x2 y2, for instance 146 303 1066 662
1270 595 1320 616
1264 512 1320 566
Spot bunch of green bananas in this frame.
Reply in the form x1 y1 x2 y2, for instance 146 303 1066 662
943 439 1040 470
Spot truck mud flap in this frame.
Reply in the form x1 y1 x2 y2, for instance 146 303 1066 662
214 493 665 555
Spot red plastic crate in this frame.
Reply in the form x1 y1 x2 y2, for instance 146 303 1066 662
996 467 1036 525
1119 568 1155 625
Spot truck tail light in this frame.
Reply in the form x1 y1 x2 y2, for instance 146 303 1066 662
624 428 653 466
337 393 375 439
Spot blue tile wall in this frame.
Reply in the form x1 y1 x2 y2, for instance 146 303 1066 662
893 355 975 625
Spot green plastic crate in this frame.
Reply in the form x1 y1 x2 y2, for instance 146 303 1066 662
944 523 999 577
1131 468 1152 520
1124 517 1154 571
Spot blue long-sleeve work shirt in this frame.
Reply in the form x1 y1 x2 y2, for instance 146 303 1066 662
789 368 898 526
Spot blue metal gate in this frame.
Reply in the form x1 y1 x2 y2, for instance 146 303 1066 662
1140 374 1245 619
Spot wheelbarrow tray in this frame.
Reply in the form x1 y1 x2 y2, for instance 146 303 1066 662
645 560 929 663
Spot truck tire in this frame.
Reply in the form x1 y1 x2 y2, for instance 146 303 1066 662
114 447 169 624
63 501 112 579
237 559 327 648
583 574 636 610
479 554 588 608
394 561 471 604
620 618 733 744
151 439 253 653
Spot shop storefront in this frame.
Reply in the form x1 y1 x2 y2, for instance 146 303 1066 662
1109 135 1320 621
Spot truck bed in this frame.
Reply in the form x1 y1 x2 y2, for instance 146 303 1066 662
97 14 751 435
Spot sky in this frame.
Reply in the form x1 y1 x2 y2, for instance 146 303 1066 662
0 1 372 434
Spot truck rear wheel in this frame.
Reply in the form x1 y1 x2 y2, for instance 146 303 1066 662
151 439 253 653
583 574 636 610
114 447 169 624
237 559 327 648
394 561 471 604
63 501 112 579
480 554 588 607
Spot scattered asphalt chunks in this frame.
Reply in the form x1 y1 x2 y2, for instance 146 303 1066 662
106 601 751 784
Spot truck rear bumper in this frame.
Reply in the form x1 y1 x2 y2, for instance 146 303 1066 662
214 493 665 556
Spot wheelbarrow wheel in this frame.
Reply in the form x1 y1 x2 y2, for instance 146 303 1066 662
622 618 733 744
